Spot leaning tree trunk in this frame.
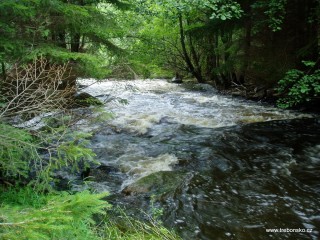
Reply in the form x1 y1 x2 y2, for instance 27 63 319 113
178 12 204 83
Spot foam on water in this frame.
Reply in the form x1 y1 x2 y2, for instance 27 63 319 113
13 112 57 130
117 153 179 188
79 79 312 134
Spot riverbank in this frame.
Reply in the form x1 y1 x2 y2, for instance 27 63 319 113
215 82 320 114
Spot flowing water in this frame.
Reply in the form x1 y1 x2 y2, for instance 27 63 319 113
76 79 319 240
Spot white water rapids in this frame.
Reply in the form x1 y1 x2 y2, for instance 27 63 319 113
80 79 311 134
75 79 314 190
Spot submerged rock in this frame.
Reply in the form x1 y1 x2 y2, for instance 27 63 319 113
74 92 103 107
171 77 183 84
122 171 188 197
171 73 183 83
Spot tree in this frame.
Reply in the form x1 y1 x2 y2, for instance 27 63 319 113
0 0 129 84
126 0 320 108
124 0 243 83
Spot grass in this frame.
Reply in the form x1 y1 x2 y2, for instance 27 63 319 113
0 187 181 240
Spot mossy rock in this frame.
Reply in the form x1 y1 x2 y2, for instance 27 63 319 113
122 171 187 198
74 92 103 107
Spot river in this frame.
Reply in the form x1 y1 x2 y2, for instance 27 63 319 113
76 79 319 240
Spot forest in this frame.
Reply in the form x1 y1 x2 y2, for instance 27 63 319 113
1 0 320 239
1 0 320 108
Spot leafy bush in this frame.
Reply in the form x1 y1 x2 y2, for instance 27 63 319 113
0 186 49 208
276 61 320 108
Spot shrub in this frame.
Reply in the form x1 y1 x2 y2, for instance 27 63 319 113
0 188 181 240
0 119 97 190
0 123 37 181
277 60 320 108
0 189 110 240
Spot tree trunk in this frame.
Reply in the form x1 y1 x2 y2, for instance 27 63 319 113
178 13 204 83
58 32 67 49
1 62 6 80
236 1 252 84
80 35 86 51
240 8 252 84
316 1 320 56
71 33 81 52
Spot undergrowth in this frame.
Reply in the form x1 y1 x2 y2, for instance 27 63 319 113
0 187 180 240
0 103 180 240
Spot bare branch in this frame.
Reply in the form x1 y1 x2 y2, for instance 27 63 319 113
0 56 76 119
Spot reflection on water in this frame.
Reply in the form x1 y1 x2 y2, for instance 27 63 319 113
77 79 319 240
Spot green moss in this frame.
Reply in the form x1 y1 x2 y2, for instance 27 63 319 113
123 171 187 199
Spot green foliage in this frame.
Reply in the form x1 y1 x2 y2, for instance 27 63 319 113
103 208 180 240
29 46 111 79
204 0 243 20
56 132 96 170
112 0 244 80
0 190 110 240
0 188 180 240
34 116 98 190
277 61 320 108
126 0 319 90
0 186 51 208
265 0 287 31
77 96 104 106
0 123 37 179
0 114 97 190
145 0 242 20
0 0 127 79
0 0 42 61
91 107 115 123
150 194 164 222
253 0 287 31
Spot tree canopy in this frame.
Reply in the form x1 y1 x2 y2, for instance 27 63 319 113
0 0 129 79
115 0 319 108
